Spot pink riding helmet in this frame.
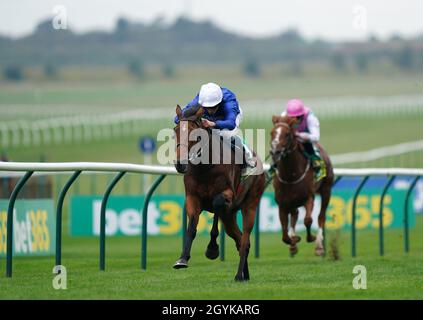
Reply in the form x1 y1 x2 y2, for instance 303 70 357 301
286 99 306 117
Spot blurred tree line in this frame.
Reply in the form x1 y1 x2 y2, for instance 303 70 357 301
2 17 423 81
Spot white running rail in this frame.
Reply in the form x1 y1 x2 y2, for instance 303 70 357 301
331 139 423 165
0 162 422 177
2 94 423 148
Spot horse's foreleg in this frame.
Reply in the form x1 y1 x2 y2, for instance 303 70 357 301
304 196 316 242
173 196 200 269
288 209 300 256
278 206 291 245
205 214 220 260
289 209 301 243
316 187 331 256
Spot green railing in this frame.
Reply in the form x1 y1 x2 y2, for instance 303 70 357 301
0 162 422 278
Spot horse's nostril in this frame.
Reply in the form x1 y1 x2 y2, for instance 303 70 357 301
174 162 188 173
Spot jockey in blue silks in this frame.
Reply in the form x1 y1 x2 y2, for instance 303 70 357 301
174 82 255 172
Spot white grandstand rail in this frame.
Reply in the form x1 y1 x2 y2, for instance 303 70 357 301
2 94 423 148
242 94 423 119
0 109 156 148
331 140 423 165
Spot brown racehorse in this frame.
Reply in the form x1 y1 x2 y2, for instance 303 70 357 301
173 104 265 281
270 115 334 256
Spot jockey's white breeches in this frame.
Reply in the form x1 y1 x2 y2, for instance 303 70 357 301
218 107 243 139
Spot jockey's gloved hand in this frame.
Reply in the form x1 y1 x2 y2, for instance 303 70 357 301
201 118 216 128
295 132 309 142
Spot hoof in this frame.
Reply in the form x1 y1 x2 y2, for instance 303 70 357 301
234 274 248 282
205 246 219 260
315 247 325 256
173 258 188 269
291 235 301 243
307 235 316 243
289 246 298 257
282 237 292 245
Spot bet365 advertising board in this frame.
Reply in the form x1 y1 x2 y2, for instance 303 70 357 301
0 199 55 257
69 189 415 237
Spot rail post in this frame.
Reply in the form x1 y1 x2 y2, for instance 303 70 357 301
326 175 343 256
404 176 420 253
182 204 187 251
56 170 81 267
254 204 260 258
100 171 126 270
90 174 96 194
333 176 342 187
6 171 33 278
351 176 369 257
220 221 225 261
141 174 166 270
378 175 395 256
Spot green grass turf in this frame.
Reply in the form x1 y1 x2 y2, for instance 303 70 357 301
1 216 422 299
1 71 423 110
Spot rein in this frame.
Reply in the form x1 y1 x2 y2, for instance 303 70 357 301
275 161 310 184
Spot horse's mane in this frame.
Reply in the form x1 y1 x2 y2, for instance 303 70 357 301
182 104 202 119
272 115 297 127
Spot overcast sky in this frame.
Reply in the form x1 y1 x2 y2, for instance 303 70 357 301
1 0 422 40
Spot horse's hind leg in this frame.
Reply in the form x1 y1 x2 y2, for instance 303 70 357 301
235 201 256 281
304 196 316 242
220 213 242 252
173 195 201 269
205 214 220 260
213 190 244 261
315 186 332 256
220 211 244 279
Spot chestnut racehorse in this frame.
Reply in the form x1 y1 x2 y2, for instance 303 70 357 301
270 115 334 256
173 104 265 281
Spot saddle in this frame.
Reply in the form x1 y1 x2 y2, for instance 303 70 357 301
301 142 327 182
267 143 327 183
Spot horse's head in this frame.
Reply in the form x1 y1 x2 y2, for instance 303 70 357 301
174 104 205 173
270 115 299 162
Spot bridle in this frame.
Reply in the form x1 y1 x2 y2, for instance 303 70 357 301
270 122 297 162
270 122 310 185
174 118 210 163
